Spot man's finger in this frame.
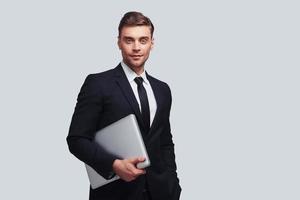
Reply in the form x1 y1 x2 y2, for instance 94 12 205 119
138 157 146 162
127 163 146 175
128 157 145 165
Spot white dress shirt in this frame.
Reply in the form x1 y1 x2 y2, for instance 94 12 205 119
121 61 157 126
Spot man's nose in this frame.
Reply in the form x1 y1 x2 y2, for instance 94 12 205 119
132 41 141 51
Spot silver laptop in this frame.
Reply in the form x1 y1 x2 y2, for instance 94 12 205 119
85 114 150 189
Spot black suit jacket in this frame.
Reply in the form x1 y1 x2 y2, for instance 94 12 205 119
67 64 181 200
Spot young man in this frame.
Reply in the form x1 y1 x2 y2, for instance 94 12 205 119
67 11 181 200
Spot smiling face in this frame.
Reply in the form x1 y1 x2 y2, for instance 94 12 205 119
118 25 154 75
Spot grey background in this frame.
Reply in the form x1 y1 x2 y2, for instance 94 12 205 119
0 0 299 199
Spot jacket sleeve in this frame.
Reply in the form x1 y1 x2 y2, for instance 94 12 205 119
160 84 178 173
66 74 118 179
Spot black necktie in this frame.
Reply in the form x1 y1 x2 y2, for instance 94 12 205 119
134 77 150 131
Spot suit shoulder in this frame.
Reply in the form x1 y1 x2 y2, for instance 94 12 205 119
86 68 115 80
82 68 117 87
148 75 171 92
79 68 115 94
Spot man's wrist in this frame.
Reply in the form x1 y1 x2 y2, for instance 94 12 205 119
112 159 121 171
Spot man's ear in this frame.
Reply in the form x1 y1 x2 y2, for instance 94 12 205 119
117 37 121 49
151 37 154 50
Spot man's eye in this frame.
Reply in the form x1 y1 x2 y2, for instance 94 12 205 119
140 39 148 44
125 39 133 43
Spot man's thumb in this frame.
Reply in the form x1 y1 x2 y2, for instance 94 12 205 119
129 157 145 164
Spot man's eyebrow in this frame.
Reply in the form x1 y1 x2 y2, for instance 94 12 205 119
123 36 134 39
122 36 150 40
139 36 150 40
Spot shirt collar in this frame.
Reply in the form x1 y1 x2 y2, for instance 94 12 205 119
121 61 149 85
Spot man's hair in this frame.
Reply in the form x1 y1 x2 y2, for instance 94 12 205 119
118 11 154 37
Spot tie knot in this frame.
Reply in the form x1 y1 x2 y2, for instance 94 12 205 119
134 77 144 86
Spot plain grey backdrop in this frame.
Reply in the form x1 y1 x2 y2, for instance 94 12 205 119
1 0 299 199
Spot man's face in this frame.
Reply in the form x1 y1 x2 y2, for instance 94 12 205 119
118 25 153 72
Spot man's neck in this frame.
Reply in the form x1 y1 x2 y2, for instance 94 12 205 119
123 61 144 75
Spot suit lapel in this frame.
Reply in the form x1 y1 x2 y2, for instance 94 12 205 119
113 64 146 132
147 73 162 134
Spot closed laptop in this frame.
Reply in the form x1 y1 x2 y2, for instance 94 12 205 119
85 114 150 189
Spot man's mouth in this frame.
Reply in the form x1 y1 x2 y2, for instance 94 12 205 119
131 55 142 58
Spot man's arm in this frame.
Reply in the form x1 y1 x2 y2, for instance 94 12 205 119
160 84 178 173
67 75 117 179
67 74 146 181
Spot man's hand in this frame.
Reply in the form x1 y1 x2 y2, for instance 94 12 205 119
112 157 146 182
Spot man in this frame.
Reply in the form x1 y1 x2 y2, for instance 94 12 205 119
67 11 181 200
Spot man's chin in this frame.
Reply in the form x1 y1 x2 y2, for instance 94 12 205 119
128 61 145 69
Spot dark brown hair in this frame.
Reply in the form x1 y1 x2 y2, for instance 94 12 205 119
118 11 154 37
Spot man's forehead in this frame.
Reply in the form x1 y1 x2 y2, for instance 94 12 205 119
120 26 152 38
